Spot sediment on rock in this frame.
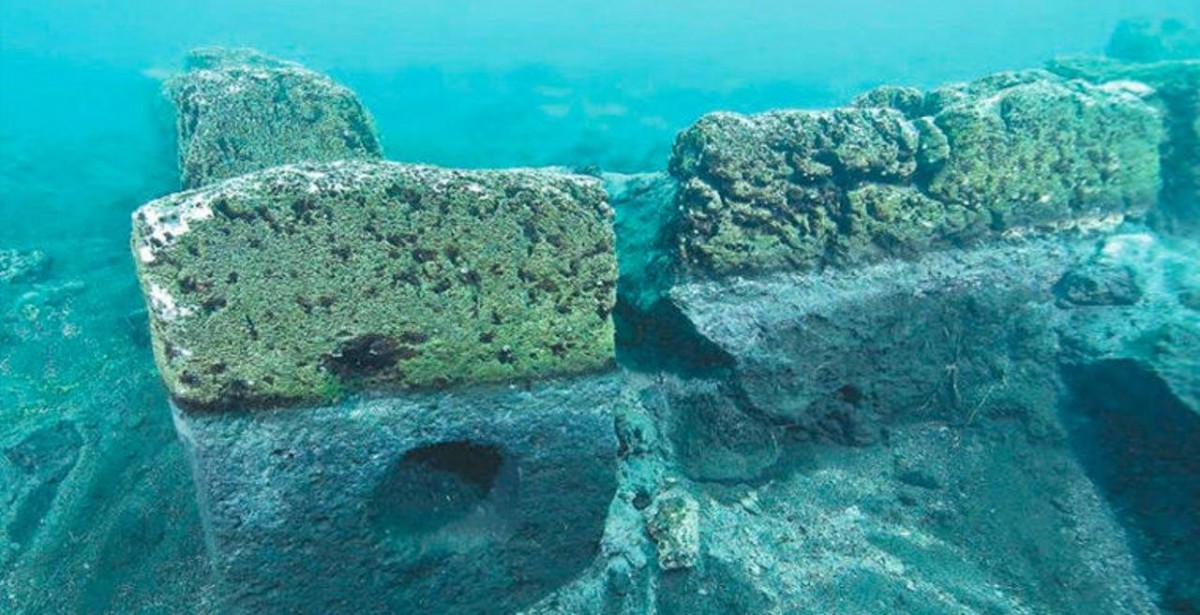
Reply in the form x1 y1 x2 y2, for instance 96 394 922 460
669 238 1076 448
669 70 1164 277
165 47 383 189
131 160 616 410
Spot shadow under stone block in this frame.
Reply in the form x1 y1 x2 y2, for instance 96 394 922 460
174 371 623 614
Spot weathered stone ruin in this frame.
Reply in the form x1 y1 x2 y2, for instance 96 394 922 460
165 47 382 189
126 44 1200 614
133 161 615 410
134 158 622 612
670 70 1163 276
567 65 1197 614
1047 56 1200 232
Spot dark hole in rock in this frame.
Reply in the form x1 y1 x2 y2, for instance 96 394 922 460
323 334 401 379
1062 359 1200 612
632 490 652 510
370 441 512 536
835 384 865 404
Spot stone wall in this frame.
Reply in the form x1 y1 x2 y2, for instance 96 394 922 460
1048 56 1200 231
122 46 1200 614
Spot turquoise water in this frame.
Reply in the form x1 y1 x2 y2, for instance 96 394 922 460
2 2 1199 614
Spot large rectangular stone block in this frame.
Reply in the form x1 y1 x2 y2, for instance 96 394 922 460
166 47 383 188
668 237 1089 445
132 160 616 410
670 70 1164 276
1047 56 1200 229
131 157 622 612
175 372 622 614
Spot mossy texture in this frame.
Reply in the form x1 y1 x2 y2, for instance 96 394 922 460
1047 57 1200 230
670 70 1164 276
166 47 382 189
132 160 616 410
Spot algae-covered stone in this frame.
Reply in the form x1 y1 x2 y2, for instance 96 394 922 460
917 72 1162 224
132 160 616 410
670 107 924 274
166 47 382 189
1047 56 1200 230
670 70 1163 276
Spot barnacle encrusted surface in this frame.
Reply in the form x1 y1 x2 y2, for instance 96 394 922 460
166 47 382 189
132 160 616 410
669 70 1165 276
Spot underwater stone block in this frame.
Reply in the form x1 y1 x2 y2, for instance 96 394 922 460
669 237 1088 441
175 372 622 614
132 160 616 411
912 72 1162 222
166 47 382 188
1047 57 1200 230
669 70 1163 276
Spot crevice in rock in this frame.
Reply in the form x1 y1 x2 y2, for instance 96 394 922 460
614 297 735 378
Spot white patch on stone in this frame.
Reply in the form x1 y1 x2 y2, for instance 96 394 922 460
1102 232 1156 258
148 283 193 322
1100 80 1155 97
1000 212 1124 240
136 193 215 263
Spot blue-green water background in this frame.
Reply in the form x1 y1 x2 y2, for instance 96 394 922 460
3 0 1199 244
